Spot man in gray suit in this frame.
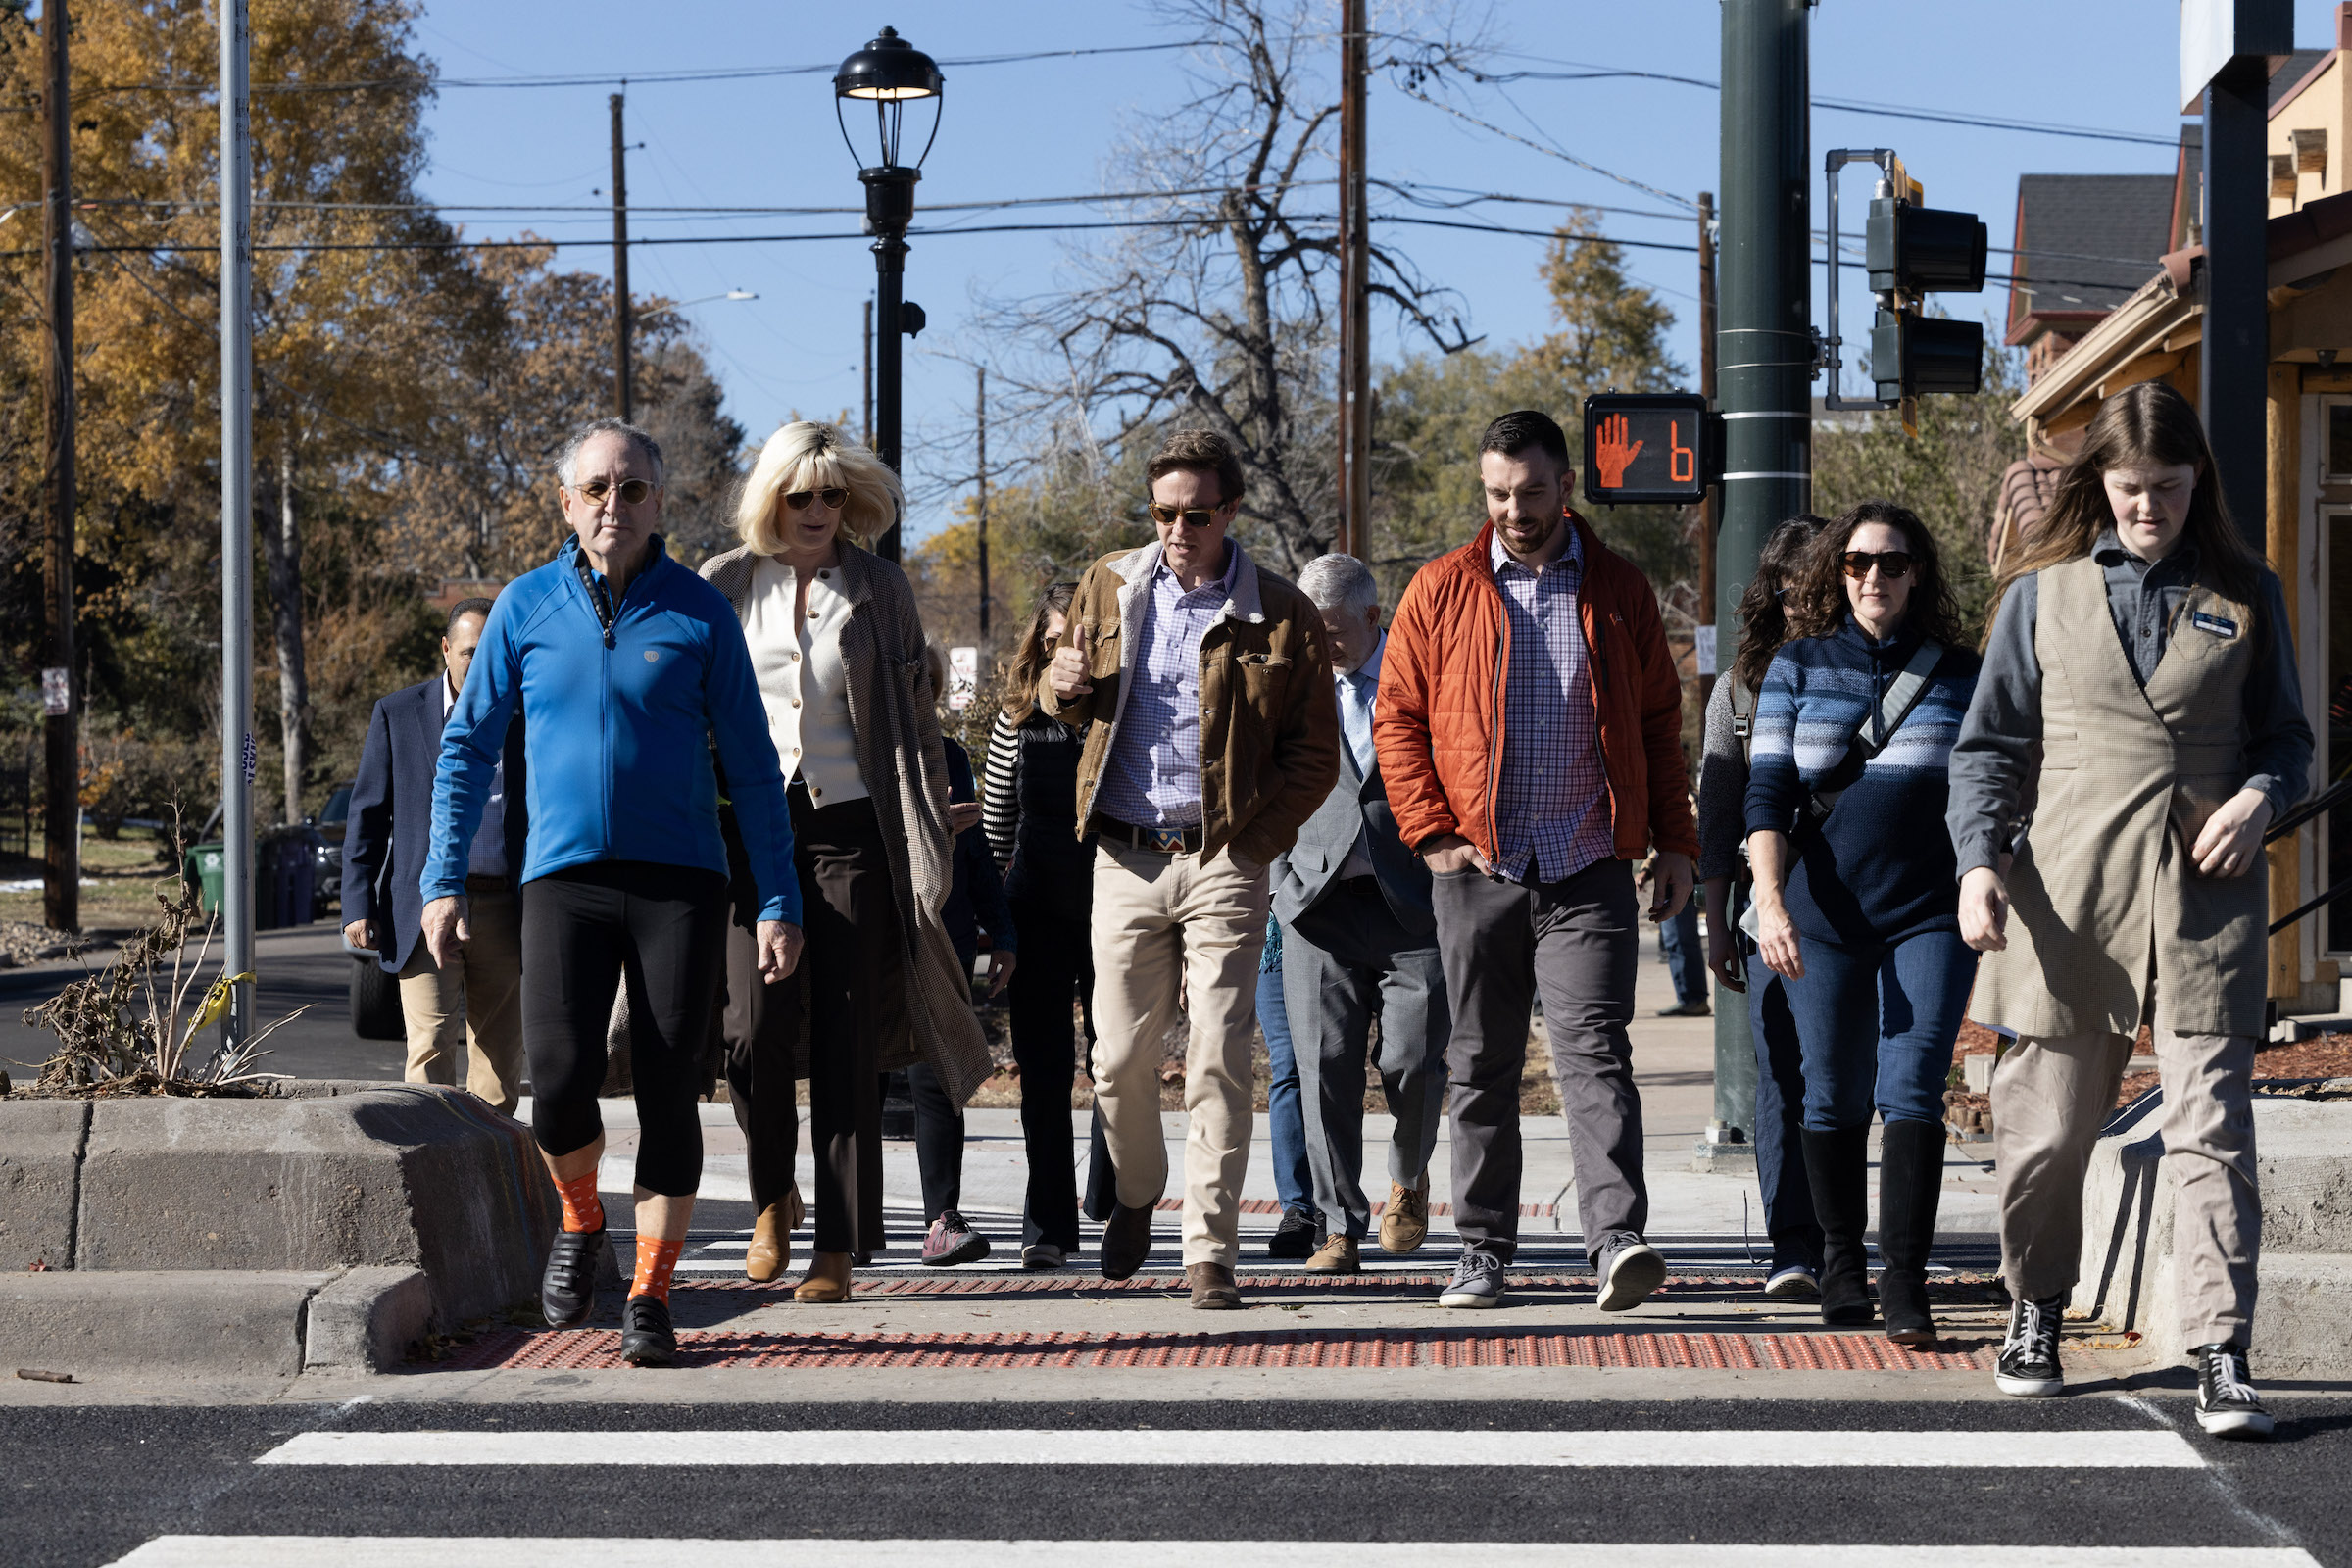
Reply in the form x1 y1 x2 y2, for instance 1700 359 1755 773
1272 555 1451 1273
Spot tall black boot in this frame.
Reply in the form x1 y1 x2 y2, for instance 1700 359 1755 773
1800 1125 1875 1326
1876 1117 1945 1346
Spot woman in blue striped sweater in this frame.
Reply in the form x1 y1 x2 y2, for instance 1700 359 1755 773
1743 500 1981 1344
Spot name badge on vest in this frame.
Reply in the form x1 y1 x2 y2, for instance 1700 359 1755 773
2191 611 2239 640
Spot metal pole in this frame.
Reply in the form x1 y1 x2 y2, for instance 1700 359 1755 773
40 0 75 935
2202 60 2271 549
1709 0 1812 1150
1696 188 1718 708
220 0 255 1047
1335 0 1370 560
862 167 917 562
975 366 990 640
611 91 633 421
862 297 873 447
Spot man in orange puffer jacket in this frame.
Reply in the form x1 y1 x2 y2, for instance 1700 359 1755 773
1374 409 1697 1313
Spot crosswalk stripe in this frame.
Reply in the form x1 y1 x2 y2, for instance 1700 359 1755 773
254 1428 2203 1469
106 1539 2323 1567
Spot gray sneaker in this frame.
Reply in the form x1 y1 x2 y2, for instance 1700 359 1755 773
1596 1241 1668 1312
1438 1247 1508 1308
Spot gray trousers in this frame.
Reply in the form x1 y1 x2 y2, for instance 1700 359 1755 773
1283 888 1450 1242
1432 856 1645 1263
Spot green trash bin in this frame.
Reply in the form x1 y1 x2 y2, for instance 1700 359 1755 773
185 842 226 915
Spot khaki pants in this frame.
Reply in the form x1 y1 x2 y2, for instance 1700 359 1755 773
400 874 525 1114
1991 1001 2260 1348
1090 840 1269 1268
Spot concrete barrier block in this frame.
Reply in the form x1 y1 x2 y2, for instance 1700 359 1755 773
304 1265 432 1372
0 1100 88 1272
0 1269 332 1378
2251 1253 2352 1379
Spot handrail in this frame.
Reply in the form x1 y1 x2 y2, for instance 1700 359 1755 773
2263 775 2352 845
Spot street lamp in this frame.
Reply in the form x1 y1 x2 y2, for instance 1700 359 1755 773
638 289 760 321
835 24 942 562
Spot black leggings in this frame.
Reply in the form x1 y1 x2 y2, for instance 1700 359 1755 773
1006 900 1095 1248
521 859 728 1198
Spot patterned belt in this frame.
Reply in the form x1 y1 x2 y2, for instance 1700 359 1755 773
1089 812 1203 855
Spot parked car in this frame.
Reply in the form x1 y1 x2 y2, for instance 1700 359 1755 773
313 779 354 910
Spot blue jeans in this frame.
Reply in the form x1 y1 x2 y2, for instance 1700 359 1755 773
1659 894 1705 1006
1783 928 1978 1132
1733 886 1821 1269
1259 950 1313 1218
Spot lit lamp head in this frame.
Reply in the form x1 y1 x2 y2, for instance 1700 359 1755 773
835 25 944 229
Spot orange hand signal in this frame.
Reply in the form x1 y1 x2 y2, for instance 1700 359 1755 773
1594 414 1644 489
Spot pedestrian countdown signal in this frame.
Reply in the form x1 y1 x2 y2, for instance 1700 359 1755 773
1580 393 1719 507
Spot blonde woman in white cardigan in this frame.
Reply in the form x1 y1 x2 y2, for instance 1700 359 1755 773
703 420 991 1302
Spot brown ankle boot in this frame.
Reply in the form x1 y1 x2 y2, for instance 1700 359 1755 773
786 1180 806 1233
745 1201 790 1283
794 1250 852 1303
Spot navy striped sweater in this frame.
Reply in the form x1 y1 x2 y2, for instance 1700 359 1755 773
1742 616 1980 943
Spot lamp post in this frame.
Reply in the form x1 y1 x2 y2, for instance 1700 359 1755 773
835 24 942 563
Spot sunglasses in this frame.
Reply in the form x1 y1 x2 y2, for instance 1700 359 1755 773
571 477 654 506
784 487 850 512
1148 500 1229 529
1840 550 1915 581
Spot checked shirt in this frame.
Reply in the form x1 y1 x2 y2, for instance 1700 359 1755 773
1490 528 1615 885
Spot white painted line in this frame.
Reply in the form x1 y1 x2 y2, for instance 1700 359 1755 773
254 1428 2204 1470
106 1539 2322 1567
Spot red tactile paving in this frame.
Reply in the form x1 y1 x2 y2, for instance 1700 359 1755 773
1155 1198 1553 1217
670 1273 2005 1298
432 1325 1990 1375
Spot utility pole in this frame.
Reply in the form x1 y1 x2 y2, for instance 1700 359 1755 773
1696 188 1718 707
610 91 632 421
975 366 990 641
39 0 75 933
220 0 256 1047
862 297 874 446
1334 0 1371 560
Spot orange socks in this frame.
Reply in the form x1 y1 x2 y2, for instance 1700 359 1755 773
554 1170 605 1234
631 1234 684 1303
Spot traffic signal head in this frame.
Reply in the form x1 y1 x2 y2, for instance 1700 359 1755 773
1865 197 1987 295
1871 311 1984 400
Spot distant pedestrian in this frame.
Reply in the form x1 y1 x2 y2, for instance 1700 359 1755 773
1040 426 1340 1309
1696 514 1828 1299
1254 912 1320 1258
981 582 1104 1269
1952 381 2310 1437
1273 553 1450 1274
1648 850 1709 1017
344 597 528 1114
701 419 992 1303
424 416 804 1368
1376 409 1696 1313
1745 500 1980 1346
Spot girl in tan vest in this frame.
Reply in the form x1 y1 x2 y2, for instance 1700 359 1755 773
1949 382 2311 1439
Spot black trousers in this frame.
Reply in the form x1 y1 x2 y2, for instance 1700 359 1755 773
1005 899 1097 1250
723 795 903 1252
906 1061 963 1223
521 859 728 1198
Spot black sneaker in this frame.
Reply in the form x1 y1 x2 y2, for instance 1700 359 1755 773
540 1228 604 1329
2192 1343 2276 1440
619 1294 676 1367
1994 1292 2066 1397
1266 1207 1318 1260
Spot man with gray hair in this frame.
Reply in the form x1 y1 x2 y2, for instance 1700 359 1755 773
1270 553 1450 1273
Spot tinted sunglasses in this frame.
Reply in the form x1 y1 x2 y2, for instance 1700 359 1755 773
1148 500 1229 529
1840 550 1915 581
572 477 654 506
784 487 850 512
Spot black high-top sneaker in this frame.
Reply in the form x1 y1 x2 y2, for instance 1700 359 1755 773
2192 1343 2276 1440
1994 1292 2065 1397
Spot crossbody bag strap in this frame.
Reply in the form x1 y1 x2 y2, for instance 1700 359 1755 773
1804 638 1943 823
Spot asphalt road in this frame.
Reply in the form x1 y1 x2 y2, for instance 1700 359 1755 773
6 1396 2345 1565
0 922 403 1086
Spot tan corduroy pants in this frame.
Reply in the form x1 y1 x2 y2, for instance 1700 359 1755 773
1089 839 1270 1269
398 874 526 1115
1991 997 2261 1348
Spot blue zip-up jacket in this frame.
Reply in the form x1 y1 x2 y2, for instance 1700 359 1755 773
424 536 801 925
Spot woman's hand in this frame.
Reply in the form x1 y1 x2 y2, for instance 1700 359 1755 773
1754 894 1803 980
1702 875 1745 993
983 947 1017 998
948 800 983 836
2191 788 2273 879
1959 865 2010 953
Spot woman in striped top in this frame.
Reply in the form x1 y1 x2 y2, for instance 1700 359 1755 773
1743 500 1981 1346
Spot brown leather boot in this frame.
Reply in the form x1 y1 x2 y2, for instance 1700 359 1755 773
1187 1261 1242 1310
786 1180 806 1233
744 1201 790 1283
794 1250 853 1303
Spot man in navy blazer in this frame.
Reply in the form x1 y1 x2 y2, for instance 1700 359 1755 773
343 598 529 1111
1269 555 1451 1274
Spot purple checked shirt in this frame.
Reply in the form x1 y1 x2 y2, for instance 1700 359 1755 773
1491 527 1615 884
1095 543 1240 828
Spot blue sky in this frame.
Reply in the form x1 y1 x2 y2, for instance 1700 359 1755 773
410 1 2348 542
